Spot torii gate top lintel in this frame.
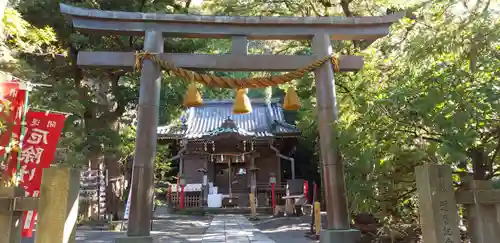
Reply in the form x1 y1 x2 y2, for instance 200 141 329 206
59 3 403 40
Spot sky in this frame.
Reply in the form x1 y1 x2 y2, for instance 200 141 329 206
191 0 204 7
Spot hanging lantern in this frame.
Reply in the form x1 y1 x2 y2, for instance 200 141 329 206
283 86 301 111
232 88 252 114
183 82 203 107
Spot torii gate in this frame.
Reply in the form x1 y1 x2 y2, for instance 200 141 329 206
60 4 401 242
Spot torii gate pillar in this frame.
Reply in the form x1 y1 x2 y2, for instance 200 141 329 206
126 30 163 239
313 32 360 242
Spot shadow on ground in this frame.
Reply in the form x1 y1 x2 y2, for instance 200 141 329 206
251 214 327 243
21 214 212 243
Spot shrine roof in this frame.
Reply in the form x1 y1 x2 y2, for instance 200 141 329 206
157 99 300 140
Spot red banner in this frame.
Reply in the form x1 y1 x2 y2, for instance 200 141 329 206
0 81 26 160
4 110 67 237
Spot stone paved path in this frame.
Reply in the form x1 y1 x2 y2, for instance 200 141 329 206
21 209 312 242
253 215 320 243
21 214 212 243
202 215 276 243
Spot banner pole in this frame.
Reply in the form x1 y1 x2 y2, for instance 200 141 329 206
15 83 30 185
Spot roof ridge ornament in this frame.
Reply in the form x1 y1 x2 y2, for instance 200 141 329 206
220 117 238 130
202 116 256 138
180 115 188 130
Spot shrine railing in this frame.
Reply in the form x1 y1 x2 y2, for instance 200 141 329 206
171 192 202 208
168 189 287 208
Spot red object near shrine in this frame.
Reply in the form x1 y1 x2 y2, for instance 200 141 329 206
304 180 309 203
271 183 276 209
4 110 68 237
179 185 185 209
269 173 277 209
0 81 26 160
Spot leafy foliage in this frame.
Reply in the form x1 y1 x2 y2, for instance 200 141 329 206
204 0 500 231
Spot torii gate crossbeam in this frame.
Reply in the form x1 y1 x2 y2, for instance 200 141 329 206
59 4 402 243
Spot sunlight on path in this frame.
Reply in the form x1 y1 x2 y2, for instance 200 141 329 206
203 215 276 243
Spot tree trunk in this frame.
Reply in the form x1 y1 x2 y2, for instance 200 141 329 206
104 153 124 220
104 121 126 220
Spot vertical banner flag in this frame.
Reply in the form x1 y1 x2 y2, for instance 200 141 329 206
0 81 26 162
4 110 68 237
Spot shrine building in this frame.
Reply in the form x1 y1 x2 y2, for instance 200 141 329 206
156 99 300 207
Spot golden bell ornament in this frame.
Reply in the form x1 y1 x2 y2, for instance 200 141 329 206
183 82 203 107
9 140 19 153
283 87 301 111
11 145 19 153
232 88 252 114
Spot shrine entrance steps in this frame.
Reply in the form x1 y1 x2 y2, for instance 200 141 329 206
202 215 275 243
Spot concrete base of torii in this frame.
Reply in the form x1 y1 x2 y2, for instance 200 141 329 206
115 236 157 243
320 229 361 243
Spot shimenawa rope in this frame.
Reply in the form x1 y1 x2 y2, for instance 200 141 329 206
134 52 340 88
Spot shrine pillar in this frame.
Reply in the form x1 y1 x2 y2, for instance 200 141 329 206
248 155 259 220
312 32 360 243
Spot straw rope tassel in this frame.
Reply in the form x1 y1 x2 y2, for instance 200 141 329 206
283 86 301 111
183 82 203 107
232 88 252 114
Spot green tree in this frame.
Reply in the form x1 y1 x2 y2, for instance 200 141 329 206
209 0 499 236
7 0 234 218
